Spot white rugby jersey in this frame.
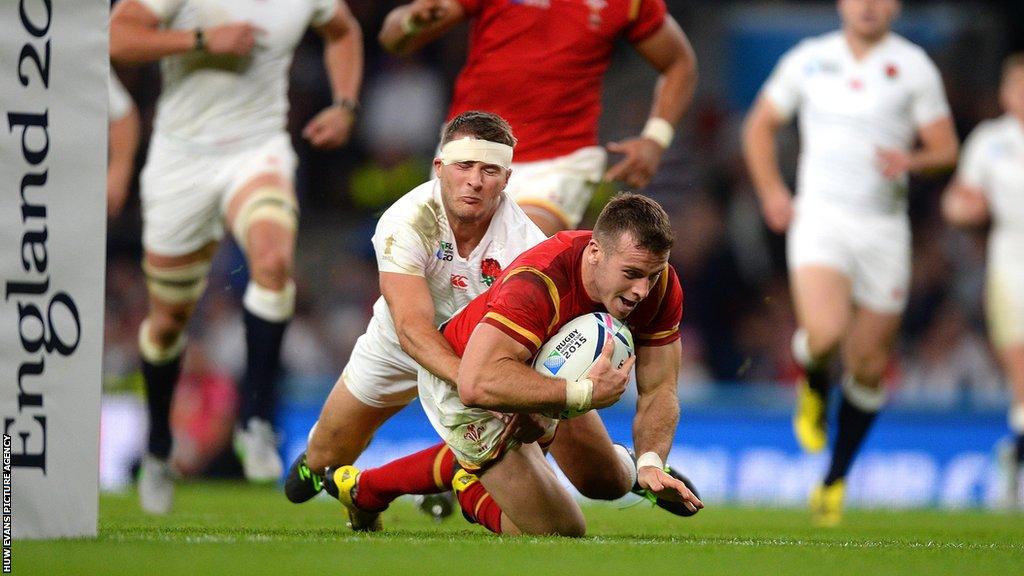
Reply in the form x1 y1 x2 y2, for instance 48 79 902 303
371 180 546 338
763 31 951 214
109 70 133 121
137 0 337 147
958 115 1024 263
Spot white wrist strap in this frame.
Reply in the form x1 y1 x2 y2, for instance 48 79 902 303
636 451 664 471
641 117 674 149
565 378 593 413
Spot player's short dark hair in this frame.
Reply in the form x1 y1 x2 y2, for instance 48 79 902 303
1003 53 1024 81
593 193 674 255
441 111 517 147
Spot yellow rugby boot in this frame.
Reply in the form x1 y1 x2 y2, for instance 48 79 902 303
793 378 828 453
325 465 382 532
809 480 845 527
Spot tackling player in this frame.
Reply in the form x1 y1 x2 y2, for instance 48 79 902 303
110 0 363 514
283 112 547 508
742 0 958 525
942 53 1024 508
323 194 703 535
379 0 697 235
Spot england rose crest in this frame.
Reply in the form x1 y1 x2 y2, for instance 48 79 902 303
481 258 502 286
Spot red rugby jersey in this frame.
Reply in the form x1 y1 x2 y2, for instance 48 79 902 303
442 230 682 358
448 0 667 162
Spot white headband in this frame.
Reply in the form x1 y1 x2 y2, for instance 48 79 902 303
439 137 513 169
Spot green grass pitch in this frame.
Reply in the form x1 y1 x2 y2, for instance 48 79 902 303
15 482 1024 575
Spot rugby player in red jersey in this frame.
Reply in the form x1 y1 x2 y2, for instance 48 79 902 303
323 193 703 535
379 0 697 235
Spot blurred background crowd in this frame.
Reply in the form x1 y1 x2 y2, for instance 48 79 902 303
102 0 1024 482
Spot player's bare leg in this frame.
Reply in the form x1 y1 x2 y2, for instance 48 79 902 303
225 173 299 482
811 306 898 525
308 380 404 471
478 442 585 536
138 242 217 514
548 411 633 499
790 266 852 453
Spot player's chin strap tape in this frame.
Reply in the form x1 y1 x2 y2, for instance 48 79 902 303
231 187 299 251
138 319 186 364
841 374 886 413
142 259 211 305
439 137 513 169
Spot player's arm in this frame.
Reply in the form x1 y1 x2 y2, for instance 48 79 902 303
379 272 460 384
742 96 794 233
107 100 140 219
631 340 702 513
941 179 989 229
877 116 960 179
378 0 467 56
110 0 261 64
605 16 697 189
304 1 363 149
458 324 631 413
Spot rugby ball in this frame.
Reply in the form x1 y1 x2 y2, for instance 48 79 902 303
533 312 634 419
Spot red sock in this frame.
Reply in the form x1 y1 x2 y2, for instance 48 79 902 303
354 442 456 511
456 480 503 534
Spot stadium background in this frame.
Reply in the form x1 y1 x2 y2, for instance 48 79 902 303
102 0 1024 509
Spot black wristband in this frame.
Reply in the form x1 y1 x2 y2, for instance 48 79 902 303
332 98 360 114
193 27 206 52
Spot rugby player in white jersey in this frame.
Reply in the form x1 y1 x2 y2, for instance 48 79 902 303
942 54 1024 508
282 111 547 509
110 0 363 514
742 0 958 525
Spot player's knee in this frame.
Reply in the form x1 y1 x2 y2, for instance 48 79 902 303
575 480 629 501
551 517 586 538
247 247 292 289
243 280 296 323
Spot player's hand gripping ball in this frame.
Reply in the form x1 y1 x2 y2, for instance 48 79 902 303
533 312 634 419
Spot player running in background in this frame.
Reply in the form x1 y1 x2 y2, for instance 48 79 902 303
322 194 703 535
108 69 140 219
379 0 697 235
742 0 958 525
110 0 363 514
942 53 1024 508
283 111 547 506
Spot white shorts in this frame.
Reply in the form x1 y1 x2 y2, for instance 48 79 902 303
341 315 421 409
418 368 558 472
986 263 1024 349
140 132 297 256
787 199 910 314
506 146 607 229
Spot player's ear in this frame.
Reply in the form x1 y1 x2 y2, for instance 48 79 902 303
432 158 444 179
